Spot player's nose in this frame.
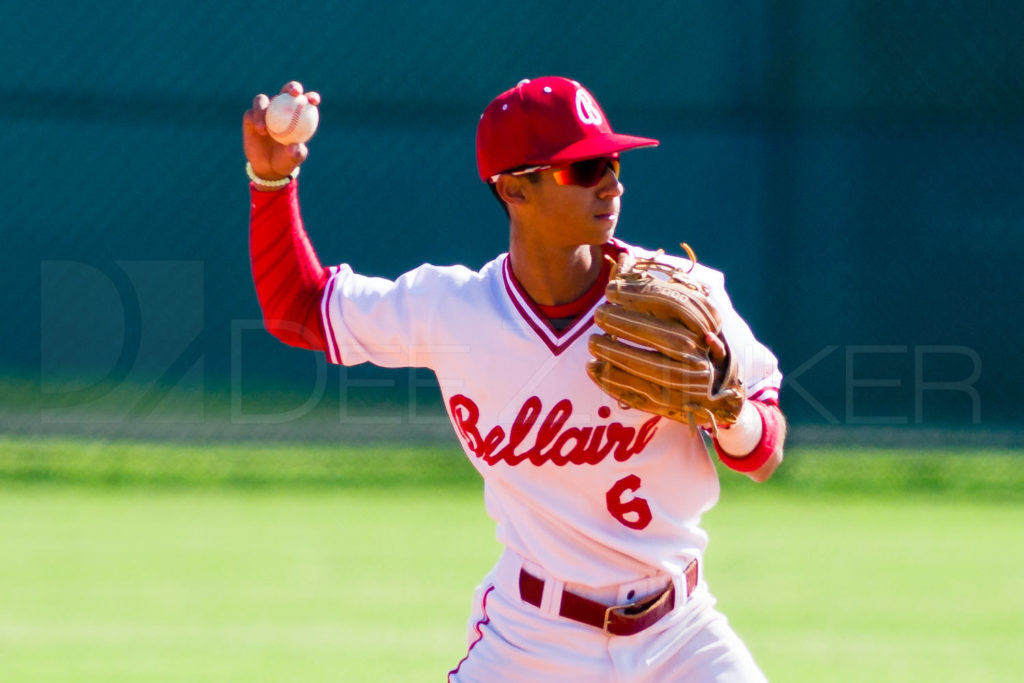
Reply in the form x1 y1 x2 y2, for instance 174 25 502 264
597 167 624 199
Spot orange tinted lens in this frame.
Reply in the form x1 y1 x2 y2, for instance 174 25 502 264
552 158 620 187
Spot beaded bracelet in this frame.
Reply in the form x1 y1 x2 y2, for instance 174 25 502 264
246 161 299 188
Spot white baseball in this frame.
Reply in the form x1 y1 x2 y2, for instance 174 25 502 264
265 92 320 145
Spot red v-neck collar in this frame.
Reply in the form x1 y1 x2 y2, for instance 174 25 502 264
501 242 626 356
534 254 611 320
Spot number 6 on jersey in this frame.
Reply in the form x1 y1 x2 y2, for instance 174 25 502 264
606 474 653 530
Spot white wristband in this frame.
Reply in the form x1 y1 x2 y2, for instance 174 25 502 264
715 401 763 456
246 162 299 188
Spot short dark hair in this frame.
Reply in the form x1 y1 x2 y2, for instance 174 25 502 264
487 171 540 217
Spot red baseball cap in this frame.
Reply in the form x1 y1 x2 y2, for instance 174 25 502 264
476 76 660 182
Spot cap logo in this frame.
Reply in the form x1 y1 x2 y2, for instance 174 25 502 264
575 89 603 126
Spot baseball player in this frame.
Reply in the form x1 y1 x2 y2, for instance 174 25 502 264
243 77 785 682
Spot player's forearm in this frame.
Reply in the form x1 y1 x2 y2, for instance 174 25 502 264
249 182 329 351
713 400 786 483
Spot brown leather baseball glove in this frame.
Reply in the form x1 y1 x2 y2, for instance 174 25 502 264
587 246 745 431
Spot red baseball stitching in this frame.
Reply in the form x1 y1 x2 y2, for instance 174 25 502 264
269 98 304 137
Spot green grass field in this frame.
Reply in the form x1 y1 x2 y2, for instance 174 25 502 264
0 436 1021 682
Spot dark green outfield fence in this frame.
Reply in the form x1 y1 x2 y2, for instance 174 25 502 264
2 1 1022 436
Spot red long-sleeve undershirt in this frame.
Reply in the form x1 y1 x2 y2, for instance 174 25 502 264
249 182 329 351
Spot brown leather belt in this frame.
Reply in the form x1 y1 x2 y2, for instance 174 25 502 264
518 559 698 637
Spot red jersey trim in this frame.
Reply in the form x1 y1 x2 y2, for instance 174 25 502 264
500 243 625 357
447 585 494 681
321 267 343 364
501 258 597 357
748 387 780 405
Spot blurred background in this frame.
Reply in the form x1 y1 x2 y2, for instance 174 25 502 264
3 1 1021 445
2 3 1022 682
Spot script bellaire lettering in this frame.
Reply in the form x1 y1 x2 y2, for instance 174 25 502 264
449 394 661 467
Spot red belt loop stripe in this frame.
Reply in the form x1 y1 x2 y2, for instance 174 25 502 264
518 559 698 637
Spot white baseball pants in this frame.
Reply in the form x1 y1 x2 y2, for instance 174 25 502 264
448 550 768 682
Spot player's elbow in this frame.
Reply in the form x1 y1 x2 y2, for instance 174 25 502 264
263 318 328 352
257 290 330 352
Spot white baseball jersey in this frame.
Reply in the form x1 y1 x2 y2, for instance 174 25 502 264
320 239 781 588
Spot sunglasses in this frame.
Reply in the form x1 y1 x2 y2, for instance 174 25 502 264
495 157 621 187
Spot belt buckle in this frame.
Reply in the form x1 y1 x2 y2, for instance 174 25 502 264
601 583 672 636
602 601 632 636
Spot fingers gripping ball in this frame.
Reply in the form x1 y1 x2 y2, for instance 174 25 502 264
587 246 745 431
265 92 320 145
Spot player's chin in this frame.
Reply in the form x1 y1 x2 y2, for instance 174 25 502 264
592 213 619 238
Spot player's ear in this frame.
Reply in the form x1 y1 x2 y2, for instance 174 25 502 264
494 174 529 206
